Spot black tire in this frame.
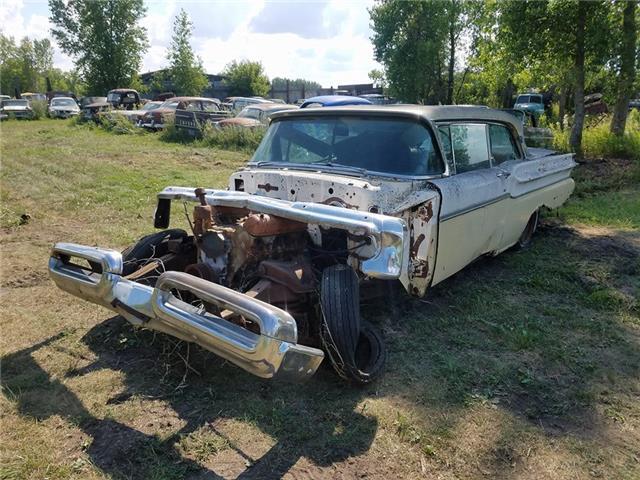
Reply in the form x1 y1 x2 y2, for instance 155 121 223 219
320 264 386 384
515 210 539 250
121 229 187 275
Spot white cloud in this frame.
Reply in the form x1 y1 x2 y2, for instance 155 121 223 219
2 0 381 87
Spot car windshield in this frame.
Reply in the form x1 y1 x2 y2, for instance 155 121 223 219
52 98 76 106
107 93 121 102
159 100 180 110
238 108 261 119
251 116 444 176
142 102 161 111
2 100 28 107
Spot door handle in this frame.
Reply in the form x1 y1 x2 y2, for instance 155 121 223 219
496 171 511 179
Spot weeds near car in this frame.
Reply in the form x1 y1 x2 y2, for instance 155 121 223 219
30 99 48 120
161 120 266 153
551 110 640 161
98 112 144 135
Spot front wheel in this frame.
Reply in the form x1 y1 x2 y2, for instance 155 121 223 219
121 229 188 276
320 264 386 384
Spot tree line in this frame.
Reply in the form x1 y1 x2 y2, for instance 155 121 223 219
0 1 282 100
370 0 638 153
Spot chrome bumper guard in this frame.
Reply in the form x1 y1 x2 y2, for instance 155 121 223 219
49 243 324 381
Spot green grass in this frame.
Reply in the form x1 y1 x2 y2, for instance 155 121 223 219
1 119 639 479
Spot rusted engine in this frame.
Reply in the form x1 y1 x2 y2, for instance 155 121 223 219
186 189 318 343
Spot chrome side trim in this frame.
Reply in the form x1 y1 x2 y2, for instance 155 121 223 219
439 193 510 222
438 176 575 222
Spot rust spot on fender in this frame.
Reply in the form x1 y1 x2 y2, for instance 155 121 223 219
410 233 426 257
417 201 433 223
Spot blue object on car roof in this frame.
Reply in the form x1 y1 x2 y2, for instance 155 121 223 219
300 95 373 108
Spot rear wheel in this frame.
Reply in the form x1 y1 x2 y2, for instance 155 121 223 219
320 264 386 384
516 210 539 249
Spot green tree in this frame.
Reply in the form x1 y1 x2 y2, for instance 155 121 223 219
472 0 613 153
48 0 148 94
370 0 477 104
0 34 56 94
223 60 270 97
368 69 387 89
610 0 637 136
167 9 208 96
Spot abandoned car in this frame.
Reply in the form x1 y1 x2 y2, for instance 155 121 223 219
49 106 576 384
48 96 80 118
139 97 223 130
0 99 33 119
216 103 298 129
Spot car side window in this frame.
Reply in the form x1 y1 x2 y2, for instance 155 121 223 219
437 125 454 173
450 124 490 173
202 101 218 112
489 124 521 165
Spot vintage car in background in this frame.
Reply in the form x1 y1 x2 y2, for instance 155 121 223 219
174 99 231 136
501 108 554 148
222 96 274 112
629 99 640 111
513 93 545 117
216 103 298 129
300 95 373 108
358 93 396 105
584 93 608 115
20 92 48 103
48 106 575 384
117 100 163 123
0 99 33 119
79 96 107 109
106 88 141 110
81 98 110 122
140 97 225 130
48 91 78 102
48 96 80 118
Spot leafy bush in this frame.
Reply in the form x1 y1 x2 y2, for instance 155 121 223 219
200 123 265 152
161 120 266 152
98 112 142 135
159 118 187 143
30 99 48 120
550 110 640 161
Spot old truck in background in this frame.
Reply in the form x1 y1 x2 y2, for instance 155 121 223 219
48 106 575 384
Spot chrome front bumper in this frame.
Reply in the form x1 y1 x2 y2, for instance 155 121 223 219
48 243 324 381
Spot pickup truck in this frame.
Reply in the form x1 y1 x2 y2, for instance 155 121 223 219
48 106 575 384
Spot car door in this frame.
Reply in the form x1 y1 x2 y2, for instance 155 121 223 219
429 123 508 285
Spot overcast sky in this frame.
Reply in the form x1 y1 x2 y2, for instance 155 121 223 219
0 0 383 87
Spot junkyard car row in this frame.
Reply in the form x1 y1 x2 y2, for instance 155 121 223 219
49 105 576 384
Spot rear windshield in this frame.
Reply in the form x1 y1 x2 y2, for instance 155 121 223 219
51 98 76 106
2 100 28 107
251 116 444 176
517 95 542 104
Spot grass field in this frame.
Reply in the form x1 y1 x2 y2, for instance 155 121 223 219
1 119 639 480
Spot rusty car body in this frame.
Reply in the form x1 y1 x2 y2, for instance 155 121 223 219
48 106 576 384
216 103 298 129
139 97 223 130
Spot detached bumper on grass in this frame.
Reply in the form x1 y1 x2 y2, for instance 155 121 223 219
48 242 324 381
